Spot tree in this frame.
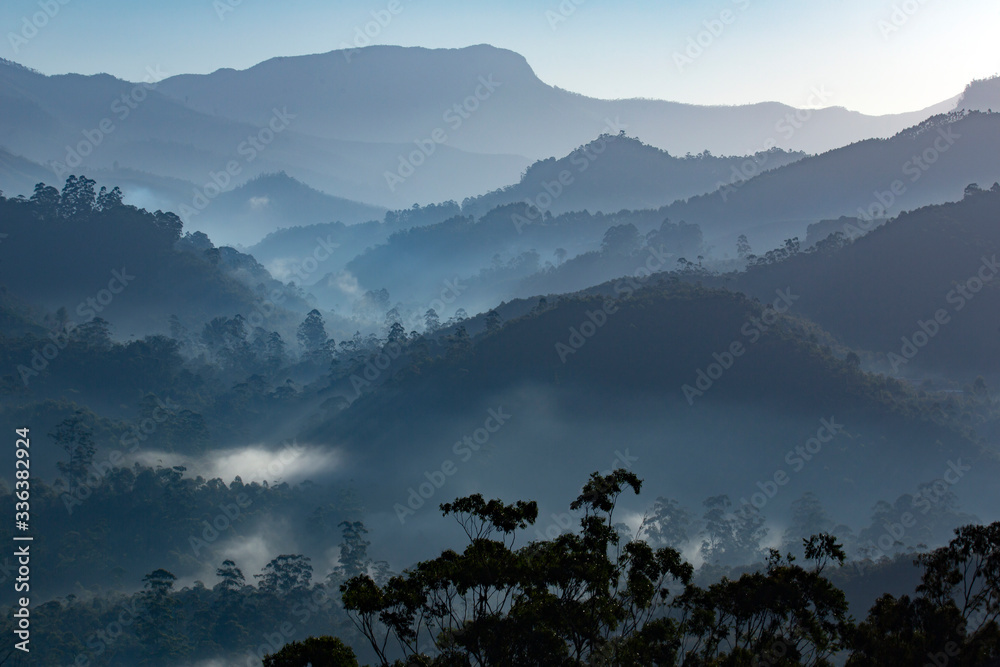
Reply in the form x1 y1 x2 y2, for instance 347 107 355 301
58 175 97 218
29 182 60 218
700 495 767 566
264 636 358 667
342 471 694 665
602 223 641 256
339 473 858 665
384 307 402 335
215 559 245 593
783 492 835 557
96 185 123 211
694 538 852 663
297 309 329 357
136 569 186 665
51 411 96 484
75 316 113 349
338 521 370 578
256 554 313 594
424 308 441 333
152 210 183 239
850 522 1000 663
446 325 471 359
485 309 502 334
642 497 693 549
736 234 752 259
386 321 406 347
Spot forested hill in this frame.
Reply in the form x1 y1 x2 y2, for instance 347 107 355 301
727 185 1000 378
309 281 999 525
661 111 1000 247
459 133 806 219
0 176 305 338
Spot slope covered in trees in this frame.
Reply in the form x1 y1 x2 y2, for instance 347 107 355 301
726 186 1000 378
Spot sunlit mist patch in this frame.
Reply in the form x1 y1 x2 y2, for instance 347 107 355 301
130 443 343 484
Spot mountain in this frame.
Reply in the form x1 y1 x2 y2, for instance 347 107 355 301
334 204 699 317
722 186 1000 380
459 133 806 219
660 111 1000 251
194 172 386 244
246 201 463 284
0 185 305 340
0 58 531 218
956 75 1000 113
306 280 1000 550
157 45 958 161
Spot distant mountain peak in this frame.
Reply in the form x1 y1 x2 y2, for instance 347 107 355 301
957 74 1000 112
0 57 41 75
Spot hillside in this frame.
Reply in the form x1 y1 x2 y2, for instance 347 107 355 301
726 186 1000 379
460 133 806 218
157 45 956 159
0 58 530 214
662 111 1000 251
0 178 304 339
307 281 1000 547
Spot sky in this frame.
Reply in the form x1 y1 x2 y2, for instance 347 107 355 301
2 0 998 115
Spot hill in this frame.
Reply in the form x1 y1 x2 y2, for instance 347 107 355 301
0 178 304 339
460 133 806 219
726 186 1000 379
305 281 1000 555
661 111 1000 251
157 44 956 160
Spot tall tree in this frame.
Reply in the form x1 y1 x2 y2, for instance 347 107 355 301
50 411 96 484
29 182 60 218
264 636 358 667
256 554 313 595
424 308 441 333
297 309 329 357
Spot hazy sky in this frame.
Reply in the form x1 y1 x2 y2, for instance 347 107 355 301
2 0 998 115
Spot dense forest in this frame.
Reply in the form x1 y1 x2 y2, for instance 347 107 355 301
2 172 1000 664
2 39 1000 664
